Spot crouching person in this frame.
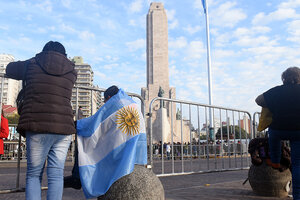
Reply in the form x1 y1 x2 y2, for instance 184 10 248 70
65 85 147 199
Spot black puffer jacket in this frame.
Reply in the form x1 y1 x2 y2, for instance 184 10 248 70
6 51 77 136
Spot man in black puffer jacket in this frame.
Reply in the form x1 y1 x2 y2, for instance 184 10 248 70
6 41 77 200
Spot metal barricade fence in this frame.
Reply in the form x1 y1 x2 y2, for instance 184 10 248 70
253 111 268 138
2 125 24 161
148 97 253 176
253 112 260 138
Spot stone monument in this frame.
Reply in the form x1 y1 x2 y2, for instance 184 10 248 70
141 2 190 144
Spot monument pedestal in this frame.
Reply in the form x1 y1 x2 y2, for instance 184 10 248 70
97 165 165 200
248 162 292 197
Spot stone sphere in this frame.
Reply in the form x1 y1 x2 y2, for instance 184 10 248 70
97 165 165 200
248 162 292 198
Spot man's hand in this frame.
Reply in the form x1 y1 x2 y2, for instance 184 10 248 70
255 94 267 107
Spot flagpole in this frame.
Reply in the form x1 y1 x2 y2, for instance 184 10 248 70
203 0 214 140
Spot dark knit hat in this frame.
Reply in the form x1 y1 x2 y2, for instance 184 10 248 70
42 41 66 56
104 85 119 101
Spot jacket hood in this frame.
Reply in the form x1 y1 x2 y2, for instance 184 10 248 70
35 51 75 76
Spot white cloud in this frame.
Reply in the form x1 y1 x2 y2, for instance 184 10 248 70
129 19 136 26
166 9 176 21
234 26 271 37
128 15 146 28
78 31 95 40
213 49 236 59
287 20 300 43
36 0 52 12
99 19 117 30
60 24 77 33
166 9 178 29
169 37 187 49
103 63 119 70
94 71 107 79
212 31 232 47
104 55 119 62
279 0 300 9
211 2 247 28
0 25 8 30
129 0 143 13
169 19 178 30
252 8 299 25
184 40 206 60
183 25 201 35
126 39 145 51
232 26 276 47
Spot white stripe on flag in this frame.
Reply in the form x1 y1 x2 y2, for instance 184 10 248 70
77 103 145 166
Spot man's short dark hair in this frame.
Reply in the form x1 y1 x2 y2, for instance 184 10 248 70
104 85 119 101
282 67 300 85
42 41 66 56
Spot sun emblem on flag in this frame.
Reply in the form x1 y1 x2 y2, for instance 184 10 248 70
116 106 140 136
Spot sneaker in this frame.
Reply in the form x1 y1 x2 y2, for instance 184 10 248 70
266 159 281 169
64 175 82 190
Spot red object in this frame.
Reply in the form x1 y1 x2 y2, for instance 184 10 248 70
0 115 9 155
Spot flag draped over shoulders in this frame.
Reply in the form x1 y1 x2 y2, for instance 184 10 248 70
77 89 147 199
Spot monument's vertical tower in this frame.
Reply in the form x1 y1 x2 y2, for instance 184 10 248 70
142 2 175 115
146 2 169 89
142 2 178 143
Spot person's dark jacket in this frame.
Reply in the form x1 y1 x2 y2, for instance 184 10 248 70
6 51 77 136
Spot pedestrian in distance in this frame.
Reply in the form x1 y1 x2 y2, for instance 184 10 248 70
6 41 77 200
166 142 171 160
256 66 300 200
77 106 84 120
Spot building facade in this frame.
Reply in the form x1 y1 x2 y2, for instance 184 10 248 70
0 54 20 107
71 56 101 118
239 116 251 133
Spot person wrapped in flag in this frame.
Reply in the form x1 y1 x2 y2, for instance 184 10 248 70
76 85 147 199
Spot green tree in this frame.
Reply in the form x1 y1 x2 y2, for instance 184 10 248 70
216 125 249 139
6 114 20 124
200 135 208 140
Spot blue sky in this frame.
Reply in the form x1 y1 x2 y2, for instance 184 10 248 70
1 0 300 115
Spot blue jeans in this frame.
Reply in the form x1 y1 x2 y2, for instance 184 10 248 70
268 129 300 199
26 132 72 200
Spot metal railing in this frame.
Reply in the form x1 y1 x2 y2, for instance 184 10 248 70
149 97 253 176
252 111 268 138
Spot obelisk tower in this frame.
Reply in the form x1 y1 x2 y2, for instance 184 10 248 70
142 2 176 115
142 2 176 143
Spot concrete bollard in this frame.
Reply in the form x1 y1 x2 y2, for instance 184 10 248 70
98 165 165 200
248 162 292 198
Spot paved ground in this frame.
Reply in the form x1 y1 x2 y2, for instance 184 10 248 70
0 161 293 200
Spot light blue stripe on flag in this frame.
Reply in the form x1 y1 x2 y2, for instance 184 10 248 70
79 133 147 199
77 88 147 199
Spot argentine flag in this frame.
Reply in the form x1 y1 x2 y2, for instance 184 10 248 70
77 89 147 199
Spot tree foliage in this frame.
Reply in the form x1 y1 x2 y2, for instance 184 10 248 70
216 125 249 139
6 114 20 125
